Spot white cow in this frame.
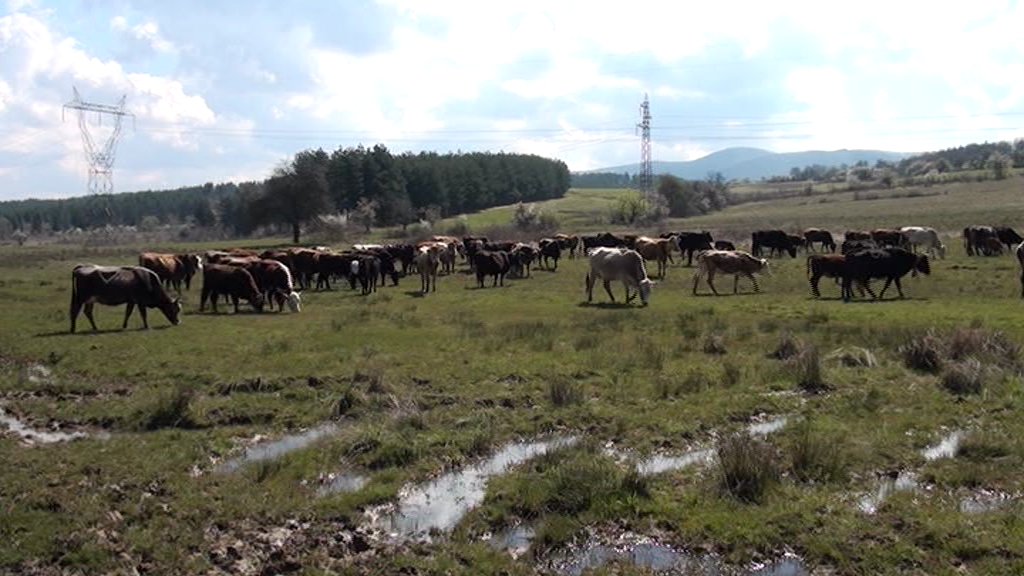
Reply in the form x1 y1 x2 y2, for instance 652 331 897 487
899 226 946 259
585 247 654 306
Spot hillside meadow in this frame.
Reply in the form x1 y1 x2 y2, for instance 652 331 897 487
3 177 1024 574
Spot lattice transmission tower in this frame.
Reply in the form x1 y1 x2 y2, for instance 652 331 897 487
62 87 134 195
636 93 653 196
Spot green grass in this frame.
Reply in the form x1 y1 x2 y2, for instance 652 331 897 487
4 180 1024 574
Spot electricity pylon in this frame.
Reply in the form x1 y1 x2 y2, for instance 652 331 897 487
62 87 134 195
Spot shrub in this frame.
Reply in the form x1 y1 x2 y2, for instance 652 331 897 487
940 359 985 395
827 346 878 368
787 419 848 484
716 433 780 503
767 332 800 360
722 362 743 388
702 333 727 355
332 387 364 418
136 384 196 430
549 377 584 407
899 332 944 373
792 345 828 393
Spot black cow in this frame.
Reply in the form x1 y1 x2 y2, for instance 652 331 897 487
841 247 930 302
473 250 511 288
580 232 627 252
201 264 264 313
870 229 908 248
752 230 797 258
996 227 1023 251
315 253 354 291
349 255 381 295
355 248 400 286
385 244 416 275
803 228 836 252
963 226 997 256
538 238 562 270
713 240 736 251
665 231 713 266
484 241 517 252
70 265 182 333
841 239 878 255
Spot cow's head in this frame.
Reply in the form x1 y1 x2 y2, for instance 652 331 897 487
638 278 654 306
162 298 183 326
914 255 931 276
759 259 772 275
786 246 797 258
286 291 302 313
251 293 265 313
936 244 947 259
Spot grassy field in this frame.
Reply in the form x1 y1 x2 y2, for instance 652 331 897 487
4 178 1024 574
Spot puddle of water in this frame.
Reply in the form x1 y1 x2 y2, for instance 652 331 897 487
314 472 368 497
371 435 577 541
549 534 808 576
0 407 87 444
960 490 1015 514
636 448 714 476
487 524 535 559
922 430 963 461
747 416 789 436
216 423 340 473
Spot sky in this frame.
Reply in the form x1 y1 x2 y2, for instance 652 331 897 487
2 0 1024 200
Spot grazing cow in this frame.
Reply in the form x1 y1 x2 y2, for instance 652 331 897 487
287 248 320 290
224 259 301 312
844 231 871 242
585 247 654 306
996 227 1023 251
787 234 807 253
714 240 736 251
415 244 442 293
980 236 1005 256
668 231 713 266
474 250 511 288
841 247 930 301
1017 242 1024 297
634 236 674 278
200 264 264 313
538 238 562 270
899 226 946 259
70 265 182 333
870 229 908 248
963 226 997 256
803 229 836 253
752 230 797 258
692 250 770 295
349 254 380 295
138 252 203 292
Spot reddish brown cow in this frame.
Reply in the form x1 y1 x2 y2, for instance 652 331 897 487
70 265 181 333
139 252 203 292
200 264 264 313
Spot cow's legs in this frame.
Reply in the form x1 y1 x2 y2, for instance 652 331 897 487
70 296 83 333
749 273 760 293
893 277 906 298
625 282 636 303
431 269 437 292
810 273 821 298
877 277 894 299
706 269 719 295
586 273 595 302
138 306 149 329
602 279 616 302
122 302 135 329
692 270 703 295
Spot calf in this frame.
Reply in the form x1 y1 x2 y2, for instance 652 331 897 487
964 225 997 256
752 230 797 258
714 240 736 251
538 238 562 270
200 264 265 313
693 250 770 295
803 228 836 253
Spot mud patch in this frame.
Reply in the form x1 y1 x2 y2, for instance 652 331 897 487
368 435 577 541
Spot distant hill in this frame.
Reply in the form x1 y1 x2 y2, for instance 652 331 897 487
591 147 913 181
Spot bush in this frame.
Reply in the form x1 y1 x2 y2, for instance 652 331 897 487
512 202 559 233
940 359 985 395
899 332 944 373
787 419 848 484
135 384 196 430
722 362 743 388
792 345 828 393
549 377 584 407
767 333 800 360
716 434 780 503
702 333 727 355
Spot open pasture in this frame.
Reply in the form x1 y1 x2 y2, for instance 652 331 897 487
3 228 1024 574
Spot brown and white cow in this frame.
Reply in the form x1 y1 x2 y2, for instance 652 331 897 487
139 252 203 292
692 250 770 295
70 265 181 333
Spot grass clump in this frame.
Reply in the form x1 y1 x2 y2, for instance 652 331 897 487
826 346 878 368
899 331 944 373
767 332 800 360
548 377 584 407
716 433 781 504
956 431 1012 461
702 333 727 355
786 418 848 484
722 362 743 388
940 359 986 395
134 384 196 430
792 345 828 393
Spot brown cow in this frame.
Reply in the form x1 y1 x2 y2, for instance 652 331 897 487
139 252 203 292
200 264 264 313
634 236 674 278
693 250 770 295
70 265 181 333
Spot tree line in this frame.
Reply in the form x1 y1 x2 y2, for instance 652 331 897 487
0 146 570 242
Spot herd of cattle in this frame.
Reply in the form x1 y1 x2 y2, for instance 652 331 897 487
65 224 1024 332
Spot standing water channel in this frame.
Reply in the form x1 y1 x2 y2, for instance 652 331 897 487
369 435 578 541
858 429 964 514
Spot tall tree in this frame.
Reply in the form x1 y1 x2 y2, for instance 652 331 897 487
262 149 331 243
